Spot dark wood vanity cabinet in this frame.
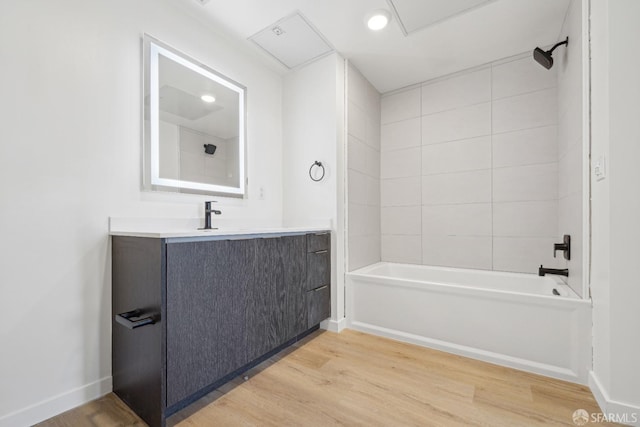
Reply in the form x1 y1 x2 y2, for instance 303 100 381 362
112 232 330 427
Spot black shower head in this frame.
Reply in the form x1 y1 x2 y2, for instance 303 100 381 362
533 47 554 69
533 37 569 70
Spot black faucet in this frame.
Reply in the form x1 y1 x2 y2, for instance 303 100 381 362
202 201 221 230
538 265 569 277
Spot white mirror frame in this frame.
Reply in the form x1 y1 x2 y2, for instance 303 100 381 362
144 35 247 196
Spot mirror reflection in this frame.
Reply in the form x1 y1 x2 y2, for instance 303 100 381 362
144 36 246 196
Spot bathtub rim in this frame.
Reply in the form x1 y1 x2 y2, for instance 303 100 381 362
348 262 590 306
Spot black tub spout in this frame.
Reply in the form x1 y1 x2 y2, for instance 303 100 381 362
539 265 569 277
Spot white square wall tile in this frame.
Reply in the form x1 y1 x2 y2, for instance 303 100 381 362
381 118 421 152
421 68 491 115
557 194 584 296
366 83 382 121
493 126 558 168
422 102 491 145
350 173 379 207
381 87 421 124
493 163 558 202
348 203 367 237
558 96 583 157
492 88 558 134
422 235 492 270
348 170 368 205
559 144 583 198
347 64 369 110
348 101 367 141
558 65 583 122
364 144 380 178
381 147 421 179
366 115 381 151
493 201 558 237
492 57 557 100
557 2 583 116
381 235 422 264
365 175 380 207
349 204 380 237
381 206 421 235
422 170 491 205
381 176 421 207
422 204 492 237
493 237 558 274
348 135 367 174
558 194 583 238
349 235 381 271
422 136 491 175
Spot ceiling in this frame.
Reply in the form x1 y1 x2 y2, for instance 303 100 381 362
180 0 571 93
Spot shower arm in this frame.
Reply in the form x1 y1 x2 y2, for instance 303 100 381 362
547 37 569 54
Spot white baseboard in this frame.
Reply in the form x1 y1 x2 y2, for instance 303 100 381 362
0 377 112 427
350 321 584 384
589 371 640 426
320 317 347 333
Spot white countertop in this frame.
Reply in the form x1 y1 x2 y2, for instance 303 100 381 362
109 217 331 239
109 226 331 239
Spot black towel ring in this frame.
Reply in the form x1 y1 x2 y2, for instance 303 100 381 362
309 161 325 182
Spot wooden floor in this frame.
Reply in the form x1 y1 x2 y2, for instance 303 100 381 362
38 330 616 426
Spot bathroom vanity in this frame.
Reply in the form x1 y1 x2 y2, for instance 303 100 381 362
111 229 331 427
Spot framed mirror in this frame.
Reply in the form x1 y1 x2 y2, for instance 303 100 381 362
143 35 246 196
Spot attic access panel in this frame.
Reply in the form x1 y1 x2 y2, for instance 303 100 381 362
249 12 334 69
388 0 496 35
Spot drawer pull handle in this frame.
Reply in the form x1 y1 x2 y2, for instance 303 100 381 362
313 285 329 292
313 250 328 254
115 309 157 330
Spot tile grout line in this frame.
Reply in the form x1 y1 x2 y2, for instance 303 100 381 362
490 62 494 271
419 85 424 266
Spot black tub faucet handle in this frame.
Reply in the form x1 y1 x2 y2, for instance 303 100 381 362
553 235 571 260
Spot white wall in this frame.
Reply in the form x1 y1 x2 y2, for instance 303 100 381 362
380 57 559 274
590 0 640 422
346 64 381 271
282 53 346 324
556 0 587 297
0 1 283 425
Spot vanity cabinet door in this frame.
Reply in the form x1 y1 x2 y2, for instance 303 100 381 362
165 239 251 408
246 235 306 361
307 285 331 329
281 235 307 340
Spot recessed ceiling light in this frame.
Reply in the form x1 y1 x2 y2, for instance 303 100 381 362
366 9 391 31
201 94 216 103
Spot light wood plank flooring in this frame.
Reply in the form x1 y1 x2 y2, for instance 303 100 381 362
38 330 616 426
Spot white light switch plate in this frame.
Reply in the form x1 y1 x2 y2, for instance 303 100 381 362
593 155 607 181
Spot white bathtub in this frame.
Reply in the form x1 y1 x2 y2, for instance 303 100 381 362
346 262 592 384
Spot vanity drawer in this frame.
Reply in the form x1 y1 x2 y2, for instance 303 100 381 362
306 285 330 328
307 232 330 253
306 250 330 291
